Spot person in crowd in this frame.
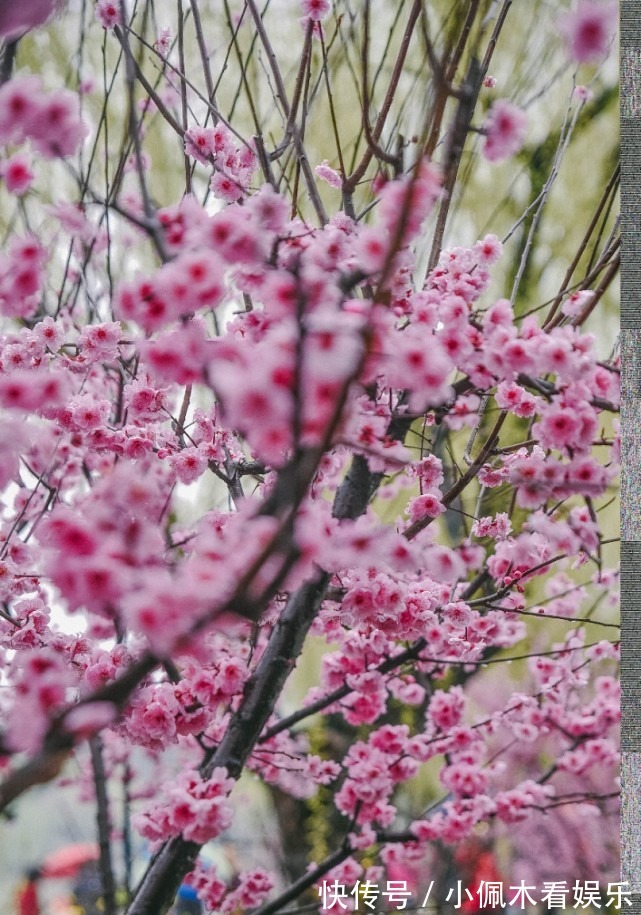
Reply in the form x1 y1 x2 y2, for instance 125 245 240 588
14 867 42 915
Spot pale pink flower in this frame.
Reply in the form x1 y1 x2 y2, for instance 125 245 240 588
440 761 489 797
169 447 208 484
95 0 122 29
482 100 527 163
407 492 445 522
1 153 34 196
474 233 503 265
28 89 89 159
184 126 216 164
559 2 617 63
495 380 541 417
0 369 70 410
573 84 594 102
414 454 444 488
0 76 42 144
472 513 513 540
377 159 442 244
64 702 117 738
155 26 171 57
210 170 245 204
562 289 594 317
315 160 342 188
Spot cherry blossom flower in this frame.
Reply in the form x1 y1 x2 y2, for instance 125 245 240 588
184 126 216 164
155 26 171 57
482 100 527 162
559 1 617 62
1 152 34 195
95 0 121 29
315 160 342 188
300 0 332 21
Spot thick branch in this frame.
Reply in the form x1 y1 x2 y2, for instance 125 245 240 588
126 572 331 914
90 736 118 915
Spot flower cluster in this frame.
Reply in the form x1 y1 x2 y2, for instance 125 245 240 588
184 122 258 203
0 75 87 160
134 767 235 844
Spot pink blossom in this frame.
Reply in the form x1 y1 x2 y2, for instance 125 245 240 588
210 171 246 203
440 761 489 797
428 687 465 731
191 866 227 909
0 0 58 38
135 767 234 845
223 869 275 911
0 16 621 902
0 80 37 145
495 381 541 417
482 100 527 163
442 393 481 430
185 126 216 164
407 492 445 522
559 2 617 62
64 702 117 738
413 454 444 488
143 322 211 385
474 233 503 265
155 26 171 57
315 160 342 188
28 89 89 159
246 184 290 232
0 368 70 411
169 448 208 484
573 84 594 102
562 289 594 317
95 0 122 29
377 159 442 245
2 152 34 195
78 321 122 362
534 401 596 453
301 0 332 21
471 513 512 540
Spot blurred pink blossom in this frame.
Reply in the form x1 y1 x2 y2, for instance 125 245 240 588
482 100 527 162
0 0 58 38
300 0 332 21
559 1 617 62
1 152 34 195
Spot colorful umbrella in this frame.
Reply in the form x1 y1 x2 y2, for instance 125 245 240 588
41 842 100 879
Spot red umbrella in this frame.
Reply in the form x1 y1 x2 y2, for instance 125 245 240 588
41 842 100 879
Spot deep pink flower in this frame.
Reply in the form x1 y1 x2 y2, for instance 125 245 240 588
2 153 34 196
300 0 332 21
